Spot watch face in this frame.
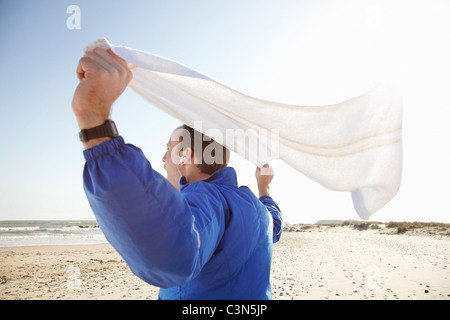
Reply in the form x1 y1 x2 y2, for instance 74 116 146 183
79 130 88 142
110 121 119 136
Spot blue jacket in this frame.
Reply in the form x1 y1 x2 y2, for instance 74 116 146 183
83 137 282 299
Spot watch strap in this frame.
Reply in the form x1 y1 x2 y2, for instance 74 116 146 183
79 120 119 142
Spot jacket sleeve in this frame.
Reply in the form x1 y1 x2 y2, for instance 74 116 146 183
259 196 283 243
82 137 224 288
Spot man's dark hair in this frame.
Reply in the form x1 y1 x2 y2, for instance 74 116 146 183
178 124 230 175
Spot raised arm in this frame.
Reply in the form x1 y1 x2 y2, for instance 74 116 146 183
255 164 283 242
72 48 224 288
72 47 132 149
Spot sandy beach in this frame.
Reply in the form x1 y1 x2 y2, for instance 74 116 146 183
1 222 449 300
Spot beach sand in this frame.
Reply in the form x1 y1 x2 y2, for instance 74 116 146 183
1 223 449 300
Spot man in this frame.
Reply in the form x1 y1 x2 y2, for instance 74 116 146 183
72 47 282 299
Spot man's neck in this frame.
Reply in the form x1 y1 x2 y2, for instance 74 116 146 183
185 170 211 184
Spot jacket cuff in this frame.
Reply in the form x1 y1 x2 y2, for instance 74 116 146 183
83 136 125 162
259 195 273 202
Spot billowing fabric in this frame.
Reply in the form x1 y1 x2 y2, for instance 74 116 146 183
84 38 403 219
83 137 283 299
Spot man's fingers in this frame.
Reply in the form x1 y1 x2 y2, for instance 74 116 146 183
79 47 132 84
92 48 129 72
94 48 132 81
105 49 133 81
83 49 116 75
259 163 274 176
260 166 274 176
76 56 104 81
76 59 84 80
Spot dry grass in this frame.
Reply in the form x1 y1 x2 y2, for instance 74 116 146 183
284 221 450 236
385 221 450 234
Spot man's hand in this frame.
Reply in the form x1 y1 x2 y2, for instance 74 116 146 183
255 163 274 198
72 47 132 147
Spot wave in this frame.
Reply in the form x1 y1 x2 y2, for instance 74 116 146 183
0 220 106 247
0 233 105 240
0 226 40 232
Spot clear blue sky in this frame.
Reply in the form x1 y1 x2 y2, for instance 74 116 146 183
0 0 449 223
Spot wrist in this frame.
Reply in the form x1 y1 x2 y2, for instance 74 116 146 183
258 184 271 198
76 114 109 130
77 119 119 150
77 117 112 150
82 137 113 150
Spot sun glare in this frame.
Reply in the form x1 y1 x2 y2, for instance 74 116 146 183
247 0 449 107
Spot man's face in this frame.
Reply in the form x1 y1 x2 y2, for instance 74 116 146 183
162 128 184 189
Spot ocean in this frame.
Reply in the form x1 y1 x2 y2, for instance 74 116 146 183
0 220 107 247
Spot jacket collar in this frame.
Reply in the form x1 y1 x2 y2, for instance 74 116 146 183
180 167 238 191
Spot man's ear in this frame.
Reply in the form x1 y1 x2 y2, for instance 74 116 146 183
182 147 193 164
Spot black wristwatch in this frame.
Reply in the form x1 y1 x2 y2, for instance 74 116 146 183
79 120 119 142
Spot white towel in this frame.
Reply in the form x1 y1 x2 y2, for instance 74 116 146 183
83 38 403 220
